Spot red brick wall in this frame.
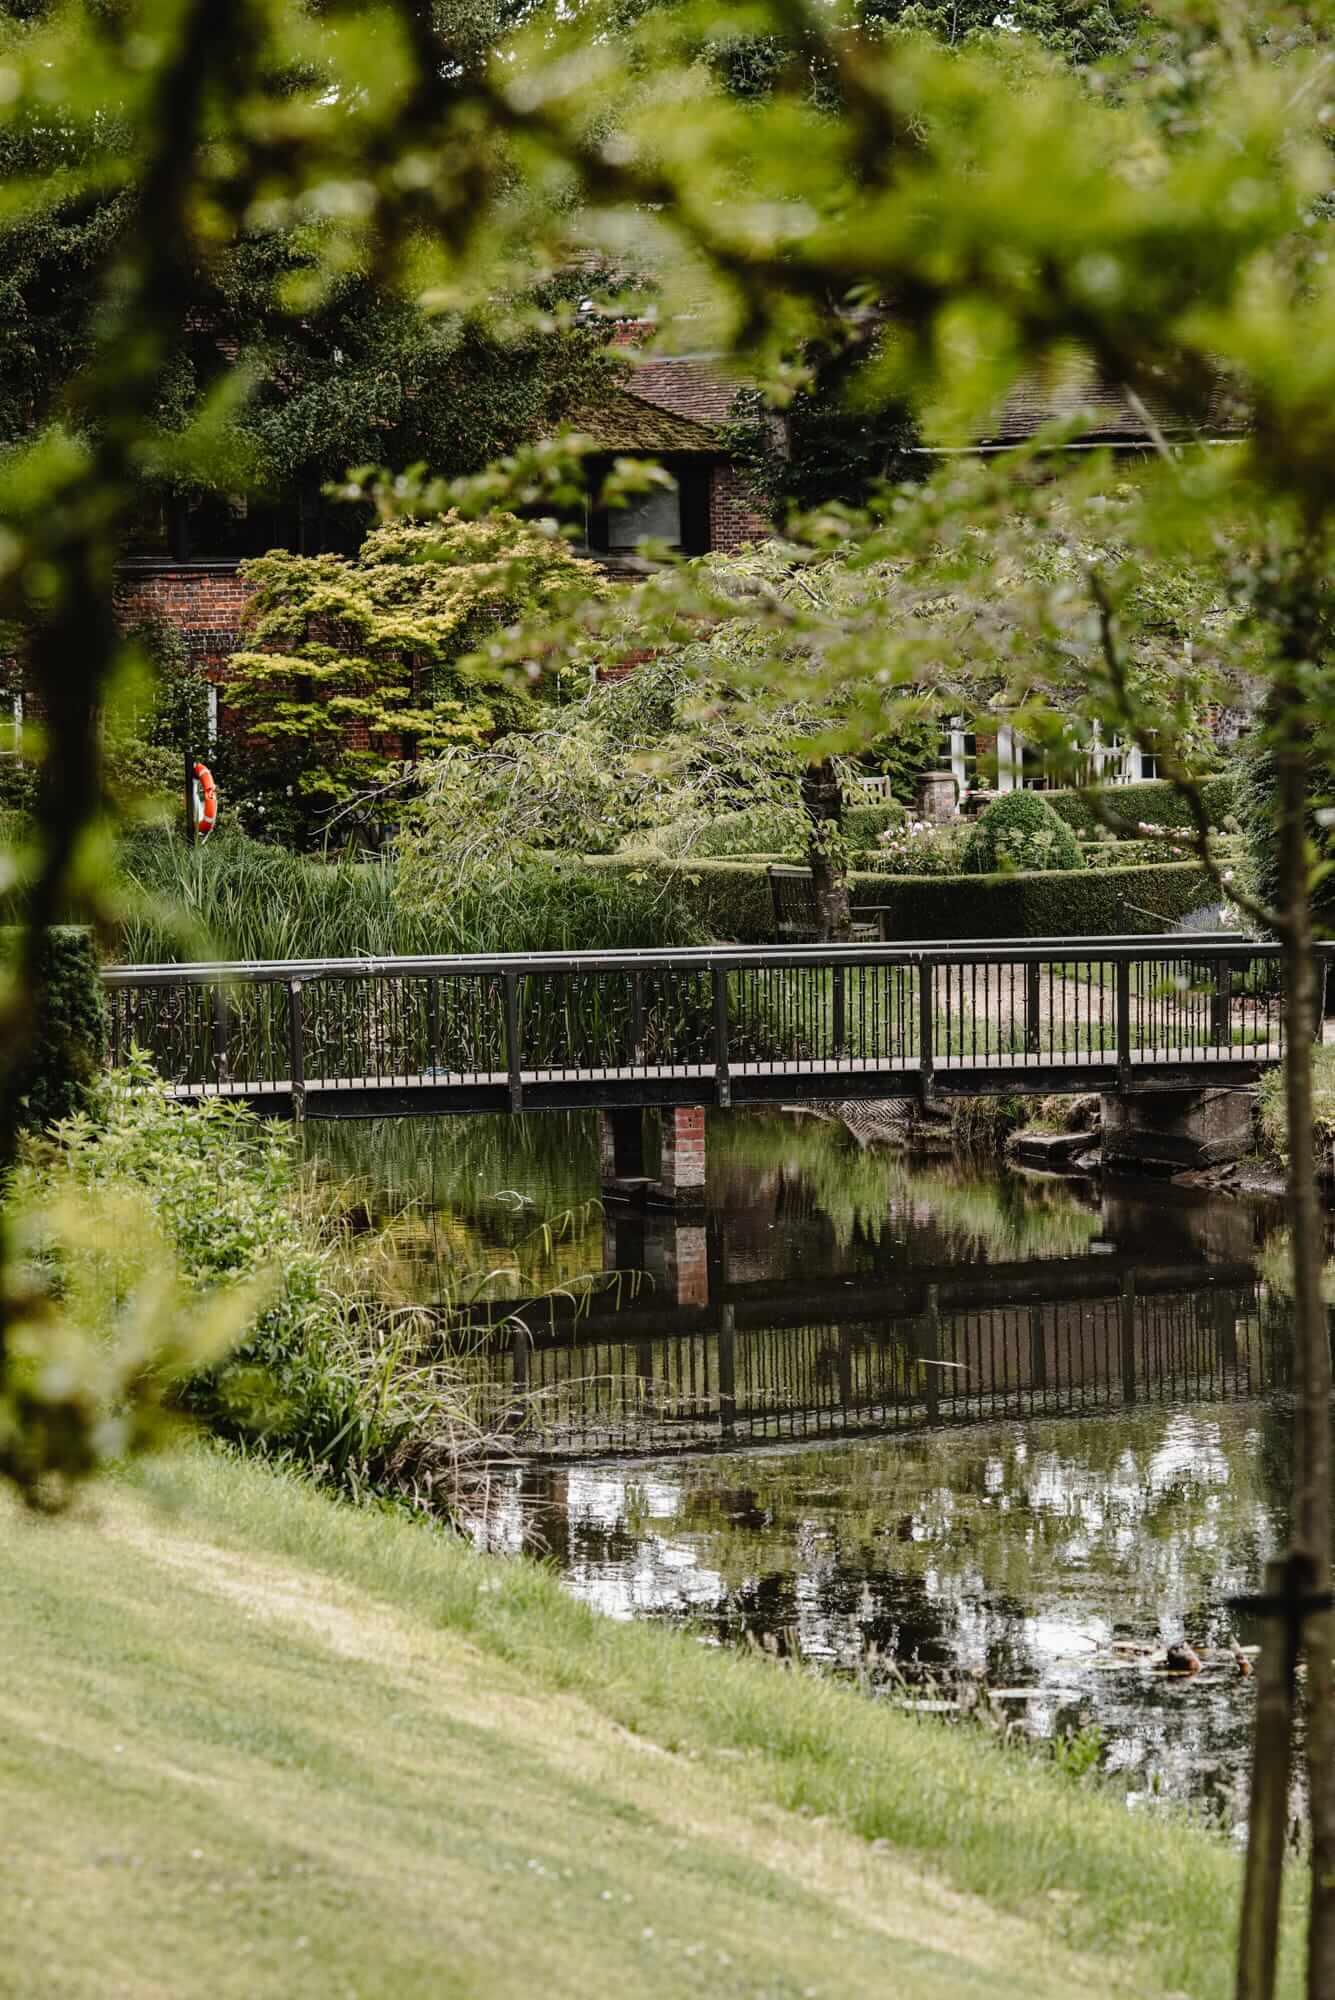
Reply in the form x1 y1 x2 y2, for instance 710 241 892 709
709 464 770 554
598 646 656 685
113 562 253 672
659 1105 707 1197
111 561 417 762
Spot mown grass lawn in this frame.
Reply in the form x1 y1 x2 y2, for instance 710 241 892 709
0 1444 1302 1998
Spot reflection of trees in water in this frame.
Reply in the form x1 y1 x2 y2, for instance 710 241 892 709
725 1560 957 1677
298 1107 1149 1334
709 1114 1103 1262
523 1404 1287 1812
306 1109 600 1219
304 1110 607 1297
312 1107 1112 1280
305 1107 1274 1297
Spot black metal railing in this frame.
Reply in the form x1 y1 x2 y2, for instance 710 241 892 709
100 934 1321 1114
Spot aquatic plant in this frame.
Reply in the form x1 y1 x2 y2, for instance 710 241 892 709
113 826 705 964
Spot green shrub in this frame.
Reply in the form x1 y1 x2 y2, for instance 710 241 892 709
962 792 1084 874
1233 730 1335 935
1045 774 1237 838
855 721 943 804
1258 1045 1335 1168
1075 832 1244 870
18 1066 495 1499
843 800 906 847
854 860 1213 939
0 926 106 1130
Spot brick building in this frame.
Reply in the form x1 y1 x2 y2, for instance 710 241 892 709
112 341 776 705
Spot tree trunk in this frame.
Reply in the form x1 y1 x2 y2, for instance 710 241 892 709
1273 668 1335 2000
802 757 851 943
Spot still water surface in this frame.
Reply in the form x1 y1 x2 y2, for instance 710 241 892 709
310 1109 1302 1821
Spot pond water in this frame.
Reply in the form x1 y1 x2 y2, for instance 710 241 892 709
308 1108 1304 1824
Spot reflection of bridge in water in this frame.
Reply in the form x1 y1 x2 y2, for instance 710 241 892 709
461 1213 1285 1460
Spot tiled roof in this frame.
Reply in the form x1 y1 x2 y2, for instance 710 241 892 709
624 357 747 430
975 360 1247 447
566 387 722 453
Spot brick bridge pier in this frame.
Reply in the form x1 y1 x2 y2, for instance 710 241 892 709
598 1106 708 1209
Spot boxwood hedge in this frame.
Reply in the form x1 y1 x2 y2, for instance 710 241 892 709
851 860 1214 940
961 791 1084 873
1043 775 1236 838
843 801 907 847
586 854 1214 944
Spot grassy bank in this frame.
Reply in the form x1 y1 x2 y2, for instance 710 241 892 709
0 1442 1299 1998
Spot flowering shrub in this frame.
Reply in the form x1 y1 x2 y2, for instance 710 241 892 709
869 820 970 876
1079 826 1245 870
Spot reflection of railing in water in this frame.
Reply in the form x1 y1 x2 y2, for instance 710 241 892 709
487 1279 1285 1458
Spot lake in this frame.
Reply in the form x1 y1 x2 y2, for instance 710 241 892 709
309 1106 1302 1825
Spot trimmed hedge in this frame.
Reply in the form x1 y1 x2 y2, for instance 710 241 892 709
843 800 907 847
850 860 1214 940
586 854 1215 943
1044 774 1237 838
0 925 106 1129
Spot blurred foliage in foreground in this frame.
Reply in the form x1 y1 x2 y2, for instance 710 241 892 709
0 0 1332 1502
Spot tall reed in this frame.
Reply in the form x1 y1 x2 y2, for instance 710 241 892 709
115 827 706 963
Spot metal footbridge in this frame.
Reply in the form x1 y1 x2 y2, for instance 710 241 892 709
101 933 1311 1120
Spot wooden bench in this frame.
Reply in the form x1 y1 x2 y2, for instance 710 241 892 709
767 865 880 944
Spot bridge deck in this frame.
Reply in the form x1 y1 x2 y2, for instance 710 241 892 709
102 933 1308 1118
160 1044 1276 1116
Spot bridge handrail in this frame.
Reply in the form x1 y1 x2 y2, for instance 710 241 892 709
99 931 1306 987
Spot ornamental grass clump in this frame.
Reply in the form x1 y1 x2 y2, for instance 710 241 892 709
962 793 1085 876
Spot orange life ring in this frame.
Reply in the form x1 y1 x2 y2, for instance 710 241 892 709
193 761 218 836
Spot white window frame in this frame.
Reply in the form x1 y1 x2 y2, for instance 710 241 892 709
1089 722 1139 786
1002 720 1145 791
996 723 1018 792
948 723 978 798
